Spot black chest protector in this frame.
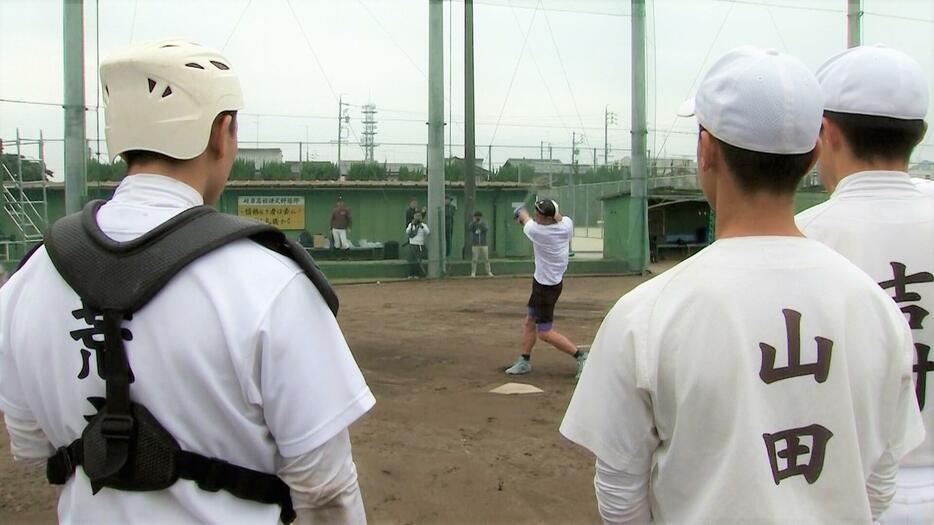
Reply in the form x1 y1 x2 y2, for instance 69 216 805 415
23 200 340 524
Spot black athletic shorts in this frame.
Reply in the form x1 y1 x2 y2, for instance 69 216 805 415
527 278 563 329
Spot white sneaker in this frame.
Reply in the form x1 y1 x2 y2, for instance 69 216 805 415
505 358 532 375
471 272 476 277
488 272 495 277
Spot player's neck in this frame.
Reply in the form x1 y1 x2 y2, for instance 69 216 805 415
127 158 211 200
714 191 801 239
827 156 909 191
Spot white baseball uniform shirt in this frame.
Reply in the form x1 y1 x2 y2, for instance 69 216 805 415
561 236 924 523
524 217 573 286
0 174 375 523
797 170 934 522
912 177 934 198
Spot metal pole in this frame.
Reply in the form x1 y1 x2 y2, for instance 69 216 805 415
448 0 453 160
608 105 610 164
571 132 577 217
427 0 445 278
462 0 477 261
631 0 649 272
40 130 48 224
16 130 24 226
64 0 87 215
847 0 862 48
337 95 342 176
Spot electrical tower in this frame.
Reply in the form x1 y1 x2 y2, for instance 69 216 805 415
361 103 378 162
336 97 350 177
604 105 618 165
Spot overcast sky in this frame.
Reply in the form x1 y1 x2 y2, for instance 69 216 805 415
1 0 932 176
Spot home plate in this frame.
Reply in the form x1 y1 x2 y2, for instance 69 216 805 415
489 383 544 395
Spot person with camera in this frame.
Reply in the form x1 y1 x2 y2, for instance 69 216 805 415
405 212 430 279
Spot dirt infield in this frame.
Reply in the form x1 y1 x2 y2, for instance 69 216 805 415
0 273 652 524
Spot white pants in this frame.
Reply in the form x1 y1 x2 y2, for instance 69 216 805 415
471 246 491 276
331 228 350 249
879 467 934 524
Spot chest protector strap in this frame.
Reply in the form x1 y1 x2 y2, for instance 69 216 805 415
39 200 341 524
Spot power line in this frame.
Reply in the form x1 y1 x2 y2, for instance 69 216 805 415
489 0 541 144
763 2 789 52
222 0 254 51
0 98 64 108
355 0 427 78
862 11 934 24
507 2 573 141
128 0 139 43
656 0 736 157
473 0 629 18
710 0 842 14
540 2 589 145
283 0 340 102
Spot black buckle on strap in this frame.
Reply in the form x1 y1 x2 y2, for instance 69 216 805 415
198 459 229 493
100 414 134 440
46 446 74 484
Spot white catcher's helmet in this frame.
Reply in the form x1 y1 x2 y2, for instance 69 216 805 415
100 39 244 161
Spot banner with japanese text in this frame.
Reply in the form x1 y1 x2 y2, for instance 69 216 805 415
237 196 305 230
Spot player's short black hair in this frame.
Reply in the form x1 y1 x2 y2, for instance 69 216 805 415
824 110 926 163
702 125 815 195
534 199 557 217
473 210 482 217
121 150 176 168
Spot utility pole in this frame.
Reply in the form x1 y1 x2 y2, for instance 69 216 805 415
337 96 349 179
463 0 477 261
847 0 862 48
540 141 544 160
64 0 87 214
631 0 649 273
604 105 617 165
427 0 445 278
571 132 582 216
362 103 378 162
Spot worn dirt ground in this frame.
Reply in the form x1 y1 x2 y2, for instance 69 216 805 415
0 272 658 524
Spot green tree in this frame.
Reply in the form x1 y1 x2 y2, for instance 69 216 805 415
301 161 339 181
347 162 388 181
230 158 255 180
493 163 519 183
1 154 46 181
260 162 291 181
397 166 425 181
84 158 127 182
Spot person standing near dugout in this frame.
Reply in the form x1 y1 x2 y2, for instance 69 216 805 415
329 196 352 252
794 44 934 524
469 210 493 277
561 47 923 523
405 212 430 279
0 40 374 523
505 199 587 379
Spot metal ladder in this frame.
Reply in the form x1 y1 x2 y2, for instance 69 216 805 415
1 162 44 242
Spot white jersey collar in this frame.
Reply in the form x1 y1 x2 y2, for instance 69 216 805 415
832 170 920 199
111 174 205 209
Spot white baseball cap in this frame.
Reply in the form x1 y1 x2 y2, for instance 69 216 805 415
678 46 823 155
100 39 244 161
817 44 928 120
